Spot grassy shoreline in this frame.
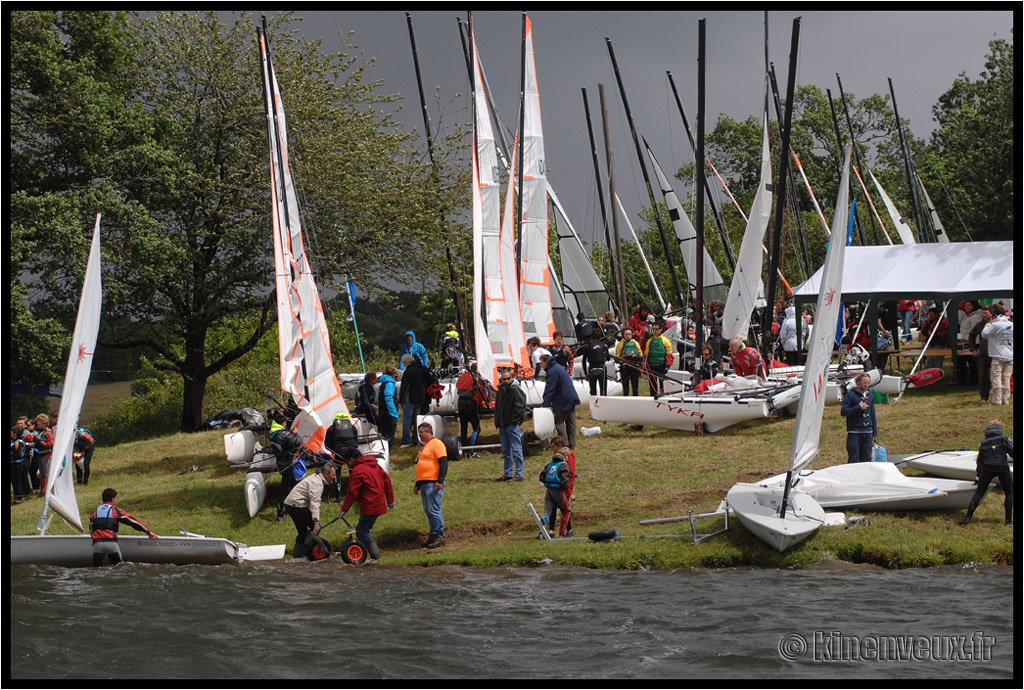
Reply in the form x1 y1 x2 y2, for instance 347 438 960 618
10 380 1013 569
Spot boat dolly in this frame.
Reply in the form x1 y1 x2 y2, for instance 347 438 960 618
638 507 731 545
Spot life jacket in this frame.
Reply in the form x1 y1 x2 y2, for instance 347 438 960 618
646 335 669 365
618 339 642 361
542 460 567 489
90 503 120 540
326 416 358 455
10 438 27 463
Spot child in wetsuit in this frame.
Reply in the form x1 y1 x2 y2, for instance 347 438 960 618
539 437 576 538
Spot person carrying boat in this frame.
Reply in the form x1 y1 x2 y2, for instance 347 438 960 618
840 372 878 464
89 488 159 566
580 329 611 397
959 420 1013 526
268 409 304 521
615 328 643 396
644 322 674 396
338 448 395 560
413 422 448 549
728 337 766 379
538 436 575 538
399 331 429 370
283 462 337 559
540 352 581 451
493 369 527 481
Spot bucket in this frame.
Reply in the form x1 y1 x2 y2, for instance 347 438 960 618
873 444 888 463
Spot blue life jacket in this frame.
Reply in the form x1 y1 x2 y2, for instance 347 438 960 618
91 503 119 535
11 438 27 463
543 460 567 489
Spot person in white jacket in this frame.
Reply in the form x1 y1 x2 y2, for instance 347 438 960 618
981 306 1013 405
779 306 808 366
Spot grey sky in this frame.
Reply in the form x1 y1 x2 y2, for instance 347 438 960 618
266 9 1012 253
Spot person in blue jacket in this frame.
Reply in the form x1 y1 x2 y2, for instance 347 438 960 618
540 352 581 451
377 365 400 446
399 331 429 370
840 372 878 463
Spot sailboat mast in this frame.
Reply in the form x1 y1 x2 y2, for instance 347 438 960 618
583 87 625 319
835 73 874 245
665 71 737 274
889 77 929 243
761 17 800 367
695 19 706 357
406 13 469 351
600 85 630 319
515 13 528 287
606 38 686 312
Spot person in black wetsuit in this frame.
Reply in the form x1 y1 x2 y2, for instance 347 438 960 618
580 330 611 397
959 421 1014 526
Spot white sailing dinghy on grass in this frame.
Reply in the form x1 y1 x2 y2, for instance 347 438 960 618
9 216 285 566
725 144 858 552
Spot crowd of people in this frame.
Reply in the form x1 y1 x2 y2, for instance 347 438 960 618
9 412 95 505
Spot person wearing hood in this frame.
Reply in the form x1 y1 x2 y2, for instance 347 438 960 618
779 305 808 366
377 365 400 446
338 448 394 560
399 331 429 370
959 421 1013 526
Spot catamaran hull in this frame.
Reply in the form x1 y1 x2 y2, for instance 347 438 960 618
10 534 286 567
245 470 267 519
899 449 1011 484
726 483 825 552
758 462 986 511
589 387 794 434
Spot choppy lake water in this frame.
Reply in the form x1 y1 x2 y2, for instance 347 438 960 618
9 561 1014 679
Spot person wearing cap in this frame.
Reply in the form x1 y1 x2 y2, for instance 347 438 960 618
959 420 1014 526
283 462 337 559
89 488 159 566
540 351 581 450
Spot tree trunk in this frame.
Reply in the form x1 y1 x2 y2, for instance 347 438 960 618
180 373 208 433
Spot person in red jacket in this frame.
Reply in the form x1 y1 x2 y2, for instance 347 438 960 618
728 337 767 379
89 488 159 566
337 448 395 561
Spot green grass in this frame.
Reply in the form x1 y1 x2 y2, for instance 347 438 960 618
12 376 1013 569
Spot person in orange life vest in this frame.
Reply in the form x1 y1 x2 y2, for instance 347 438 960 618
728 337 766 379
337 447 394 561
413 423 448 549
90 488 159 566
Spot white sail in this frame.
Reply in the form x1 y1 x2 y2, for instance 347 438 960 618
916 174 950 243
721 112 773 341
259 31 349 451
788 144 853 475
471 137 499 385
870 170 916 245
644 138 728 306
549 189 612 326
39 215 103 533
472 28 528 380
517 16 556 343
615 193 667 310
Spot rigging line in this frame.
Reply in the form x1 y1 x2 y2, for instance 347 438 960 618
931 169 973 241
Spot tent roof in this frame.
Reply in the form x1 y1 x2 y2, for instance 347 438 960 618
793 241 1014 302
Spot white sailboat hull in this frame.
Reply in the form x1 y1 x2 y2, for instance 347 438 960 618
589 383 798 434
758 462 985 511
726 483 825 552
900 450 1011 484
245 470 267 519
10 534 285 567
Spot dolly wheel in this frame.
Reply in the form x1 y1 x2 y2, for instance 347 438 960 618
340 539 367 565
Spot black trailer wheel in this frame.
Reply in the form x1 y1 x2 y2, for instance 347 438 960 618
304 533 332 561
442 433 462 462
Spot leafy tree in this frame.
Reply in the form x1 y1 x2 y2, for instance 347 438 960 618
10 11 468 431
924 35 1013 241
